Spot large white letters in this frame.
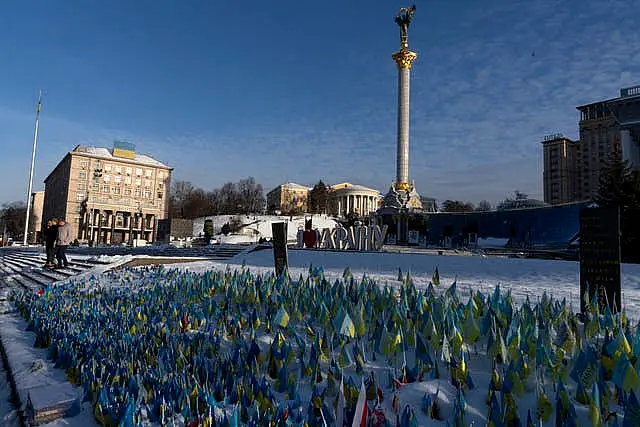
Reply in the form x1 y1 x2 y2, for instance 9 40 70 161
296 225 388 251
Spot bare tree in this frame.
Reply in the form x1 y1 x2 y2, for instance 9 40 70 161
168 181 195 218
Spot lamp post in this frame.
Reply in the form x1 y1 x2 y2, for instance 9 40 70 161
133 203 143 245
89 168 103 246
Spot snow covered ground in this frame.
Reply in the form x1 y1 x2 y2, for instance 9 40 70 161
1 247 639 426
192 214 340 244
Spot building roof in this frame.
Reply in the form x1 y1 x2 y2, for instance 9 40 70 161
280 182 311 190
72 145 172 169
576 98 618 111
329 182 381 194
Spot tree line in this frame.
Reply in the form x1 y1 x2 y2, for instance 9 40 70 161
0 201 27 243
168 177 266 218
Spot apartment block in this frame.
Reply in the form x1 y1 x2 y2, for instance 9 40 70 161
541 134 579 205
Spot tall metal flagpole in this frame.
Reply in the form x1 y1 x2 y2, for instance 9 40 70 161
23 90 42 246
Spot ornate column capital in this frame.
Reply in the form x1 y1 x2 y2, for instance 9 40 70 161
392 49 417 69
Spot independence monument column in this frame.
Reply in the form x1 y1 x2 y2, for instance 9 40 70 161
392 5 417 192
381 5 423 213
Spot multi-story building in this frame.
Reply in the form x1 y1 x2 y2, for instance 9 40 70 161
576 99 621 201
266 182 311 214
541 134 579 205
28 190 45 243
42 142 173 245
541 84 640 203
608 85 640 168
574 85 640 201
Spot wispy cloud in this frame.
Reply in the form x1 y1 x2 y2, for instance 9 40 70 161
1 0 638 206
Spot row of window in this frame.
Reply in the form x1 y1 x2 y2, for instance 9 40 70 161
79 160 164 179
77 188 163 201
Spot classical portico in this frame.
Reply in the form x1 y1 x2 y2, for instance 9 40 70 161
80 208 158 245
330 183 382 217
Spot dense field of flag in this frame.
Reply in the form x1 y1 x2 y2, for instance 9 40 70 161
10 264 640 426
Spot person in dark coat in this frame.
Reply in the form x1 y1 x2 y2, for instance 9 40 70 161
44 219 58 268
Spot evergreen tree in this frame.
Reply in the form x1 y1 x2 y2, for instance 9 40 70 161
308 180 330 214
595 154 640 262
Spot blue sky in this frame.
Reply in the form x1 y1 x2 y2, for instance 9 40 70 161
1 0 639 206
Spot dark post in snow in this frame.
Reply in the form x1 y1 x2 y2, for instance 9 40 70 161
271 222 288 277
579 205 621 313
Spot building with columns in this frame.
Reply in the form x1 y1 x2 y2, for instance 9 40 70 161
42 142 172 245
329 182 382 217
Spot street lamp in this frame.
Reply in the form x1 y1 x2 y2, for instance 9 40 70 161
89 168 103 246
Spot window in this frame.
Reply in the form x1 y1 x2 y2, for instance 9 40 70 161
92 183 99 191
134 188 141 197
77 182 86 191
79 170 87 180
103 174 111 182
114 175 121 183
80 160 88 168
145 169 152 177
135 168 142 176
126 167 132 176
144 189 151 198
115 214 124 227
112 186 121 195
115 165 122 174
76 193 85 202
135 178 142 186
125 177 132 185
101 184 109 192
104 163 112 172
125 188 132 196
157 191 163 199
145 179 151 187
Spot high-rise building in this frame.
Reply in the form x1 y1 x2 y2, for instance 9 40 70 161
575 99 621 201
575 85 640 201
608 85 640 168
541 134 579 205
541 85 640 203
42 142 172 245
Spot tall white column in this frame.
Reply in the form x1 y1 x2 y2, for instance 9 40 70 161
392 49 417 190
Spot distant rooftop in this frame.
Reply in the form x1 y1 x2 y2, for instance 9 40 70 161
280 182 311 190
72 145 171 169
329 182 381 194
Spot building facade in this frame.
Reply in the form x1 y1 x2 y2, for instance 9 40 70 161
541 85 640 204
329 182 382 217
576 99 621 201
541 134 579 205
28 190 45 243
42 143 172 245
266 183 311 214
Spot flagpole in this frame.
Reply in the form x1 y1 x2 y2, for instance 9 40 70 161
23 90 42 246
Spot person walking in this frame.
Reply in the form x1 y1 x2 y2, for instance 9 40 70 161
43 219 58 268
55 218 73 268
